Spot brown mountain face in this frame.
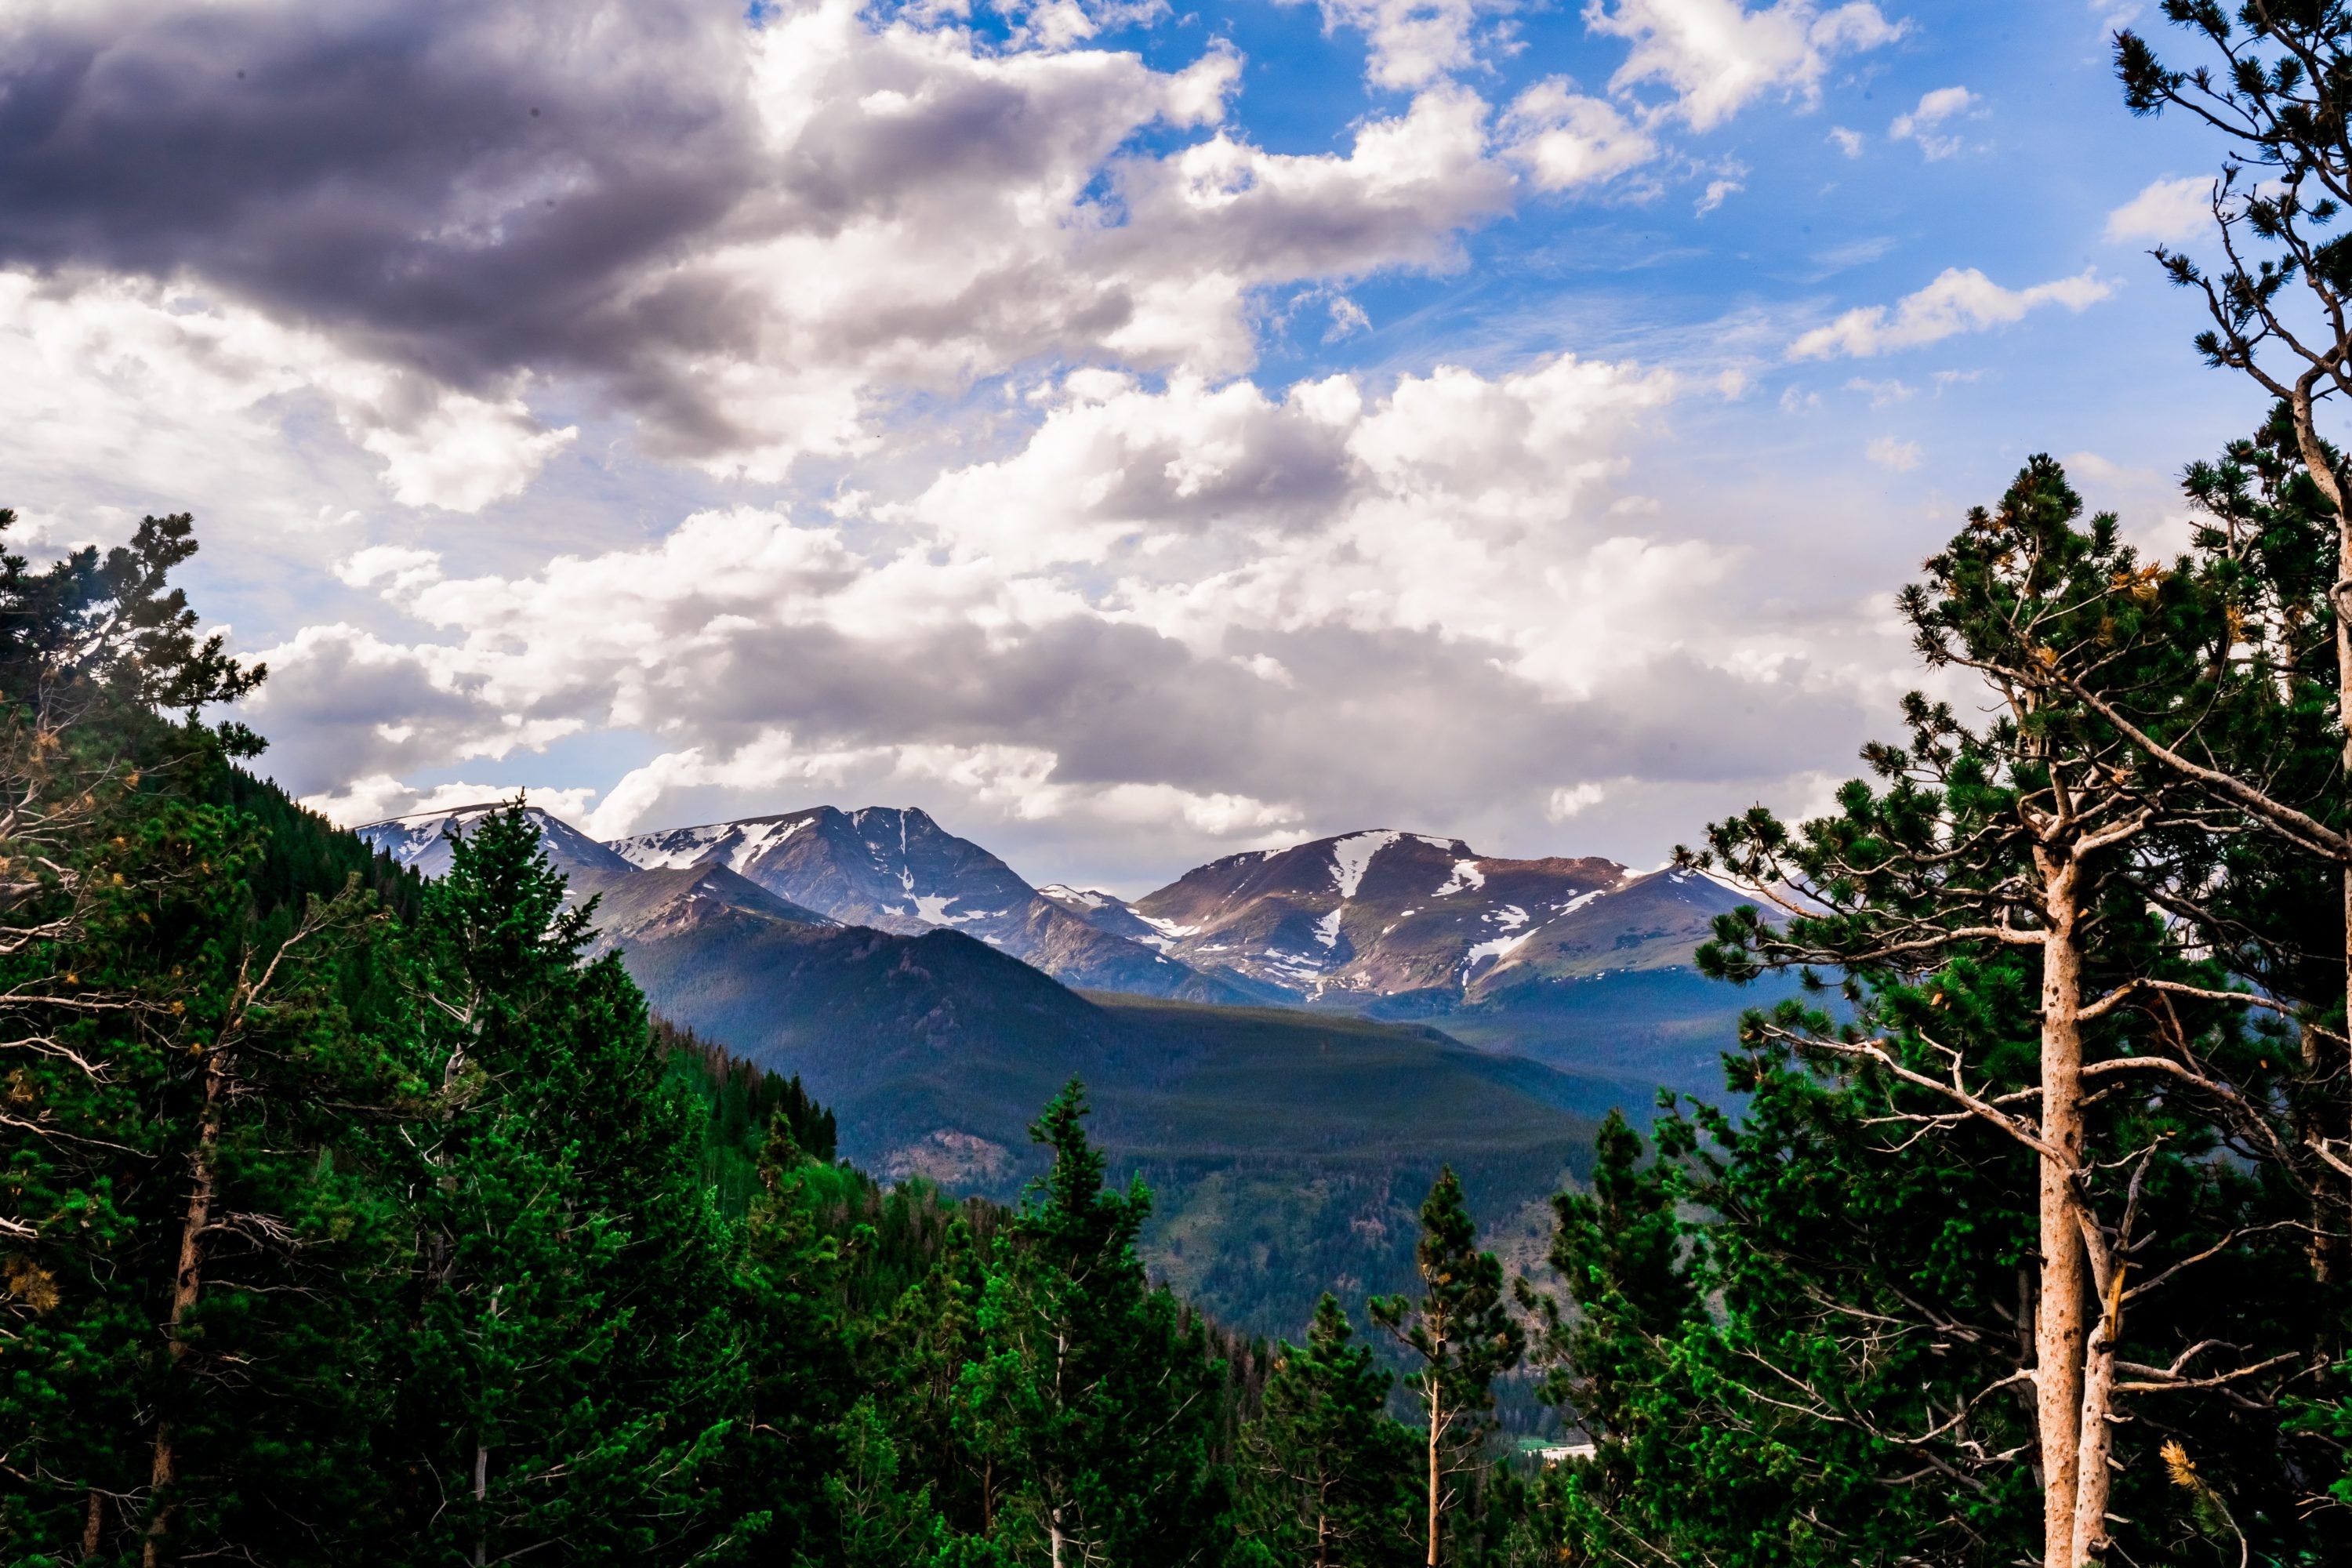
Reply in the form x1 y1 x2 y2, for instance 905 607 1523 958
608 805 1244 1002
1126 829 1748 1006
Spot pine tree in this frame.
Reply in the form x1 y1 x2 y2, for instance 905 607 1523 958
0 509 417 1565
1369 1168 1522 1568
731 1112 855 1563
1241 1294 1416 1568
389 803 748 1564
959 1080 1231 1566
1682 455 2343 1566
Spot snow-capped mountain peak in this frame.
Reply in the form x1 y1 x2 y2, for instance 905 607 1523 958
358 801 631 880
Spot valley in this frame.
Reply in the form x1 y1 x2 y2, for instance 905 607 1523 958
360 800 1762 1334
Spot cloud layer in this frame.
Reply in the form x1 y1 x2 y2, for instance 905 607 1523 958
0 0 2194 891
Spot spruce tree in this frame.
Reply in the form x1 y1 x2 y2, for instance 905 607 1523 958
390 803 748 1564
1369 1168 1522 1568
959 1080 1230 1566
1241 1294 1416 1568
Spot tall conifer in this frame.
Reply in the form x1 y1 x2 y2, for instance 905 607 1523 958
1370 1168 1522 1568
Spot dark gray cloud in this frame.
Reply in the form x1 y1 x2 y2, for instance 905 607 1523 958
0 2 760 426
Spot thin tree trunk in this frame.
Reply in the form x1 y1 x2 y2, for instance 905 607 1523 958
142 1040 229 1568
2071 1254 2128 1563
1048 1512 1065 1568
81 1486 103 1560
1425 1374 1441 1568
2034 849 2089 1568
2283 387 2352 1298
473 1442 489 1567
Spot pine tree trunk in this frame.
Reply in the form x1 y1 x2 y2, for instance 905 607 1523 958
473 1442 489 1567
142 1040 228 1568
2287 388 2352 1285
81 1486 103 1560
2033 850 2089 1568
2071 1260 2127 1563
1425 1374 1441 1568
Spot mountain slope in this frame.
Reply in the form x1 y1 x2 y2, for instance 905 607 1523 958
612 806 1241 1001
362 800 636 880
1124 829 1754 1007
558 857 1604 1332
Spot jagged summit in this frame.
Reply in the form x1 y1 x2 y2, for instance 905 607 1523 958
1118 827 1746 1005
357 805 1756 1016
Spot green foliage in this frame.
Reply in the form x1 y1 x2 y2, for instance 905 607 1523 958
1240 1294 1417 1568
1370 1167 1523 1567
956 1081 1235 1565
1526 445 2352 1565
662 1014 838 1212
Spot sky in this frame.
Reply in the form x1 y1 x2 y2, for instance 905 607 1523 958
0 0 2274 895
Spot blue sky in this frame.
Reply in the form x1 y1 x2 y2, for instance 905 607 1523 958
0 0 2276 891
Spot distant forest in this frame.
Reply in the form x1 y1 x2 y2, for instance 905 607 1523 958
10 11 2352 1568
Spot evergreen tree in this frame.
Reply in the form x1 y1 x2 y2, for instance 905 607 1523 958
1240 1294 1416 1568
389 803 749 1564
731 1112 856 1563
869 1214 996 1536
959 1080 1231 1566
1677 455 2343 1566
1369 1169 1522 1568
0 509 420 1565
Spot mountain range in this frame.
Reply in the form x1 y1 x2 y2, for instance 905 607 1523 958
358 800 1770 1332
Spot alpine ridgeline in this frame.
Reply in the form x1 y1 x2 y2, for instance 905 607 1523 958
358 804 1640 1332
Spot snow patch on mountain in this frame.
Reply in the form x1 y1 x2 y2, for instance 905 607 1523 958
1433 859 1484 896
1312 908 1342 949
1329 830 1402 899
1040 884 1107 909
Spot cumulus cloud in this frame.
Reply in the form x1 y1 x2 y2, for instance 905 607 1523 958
2106 175 2211 244
1586 0 1906 131
1311 0 1513 89
251 352 1883 870
1889 85 1978 160
1789 267 2116 359
1498 81 1659 191
1546 781 1606 819
0 0 1532 482
0 270 572 517
1865 434 1921 470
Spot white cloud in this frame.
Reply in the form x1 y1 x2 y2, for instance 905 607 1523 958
1846 376 1911 405
1889 85 1978 160
1789 267 2116 359
1866 434 1921 470
0 270 572 517
250 350 1886 865
2105 175 2211 245
586 735 1302 840
1547 781 1606 819
1694 176 1742 215
1498 81 1659 191
305 775 599 829
1828 125 1863 157
2 1 1539 488
1586 0 1907 131
1312 0 1512 89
